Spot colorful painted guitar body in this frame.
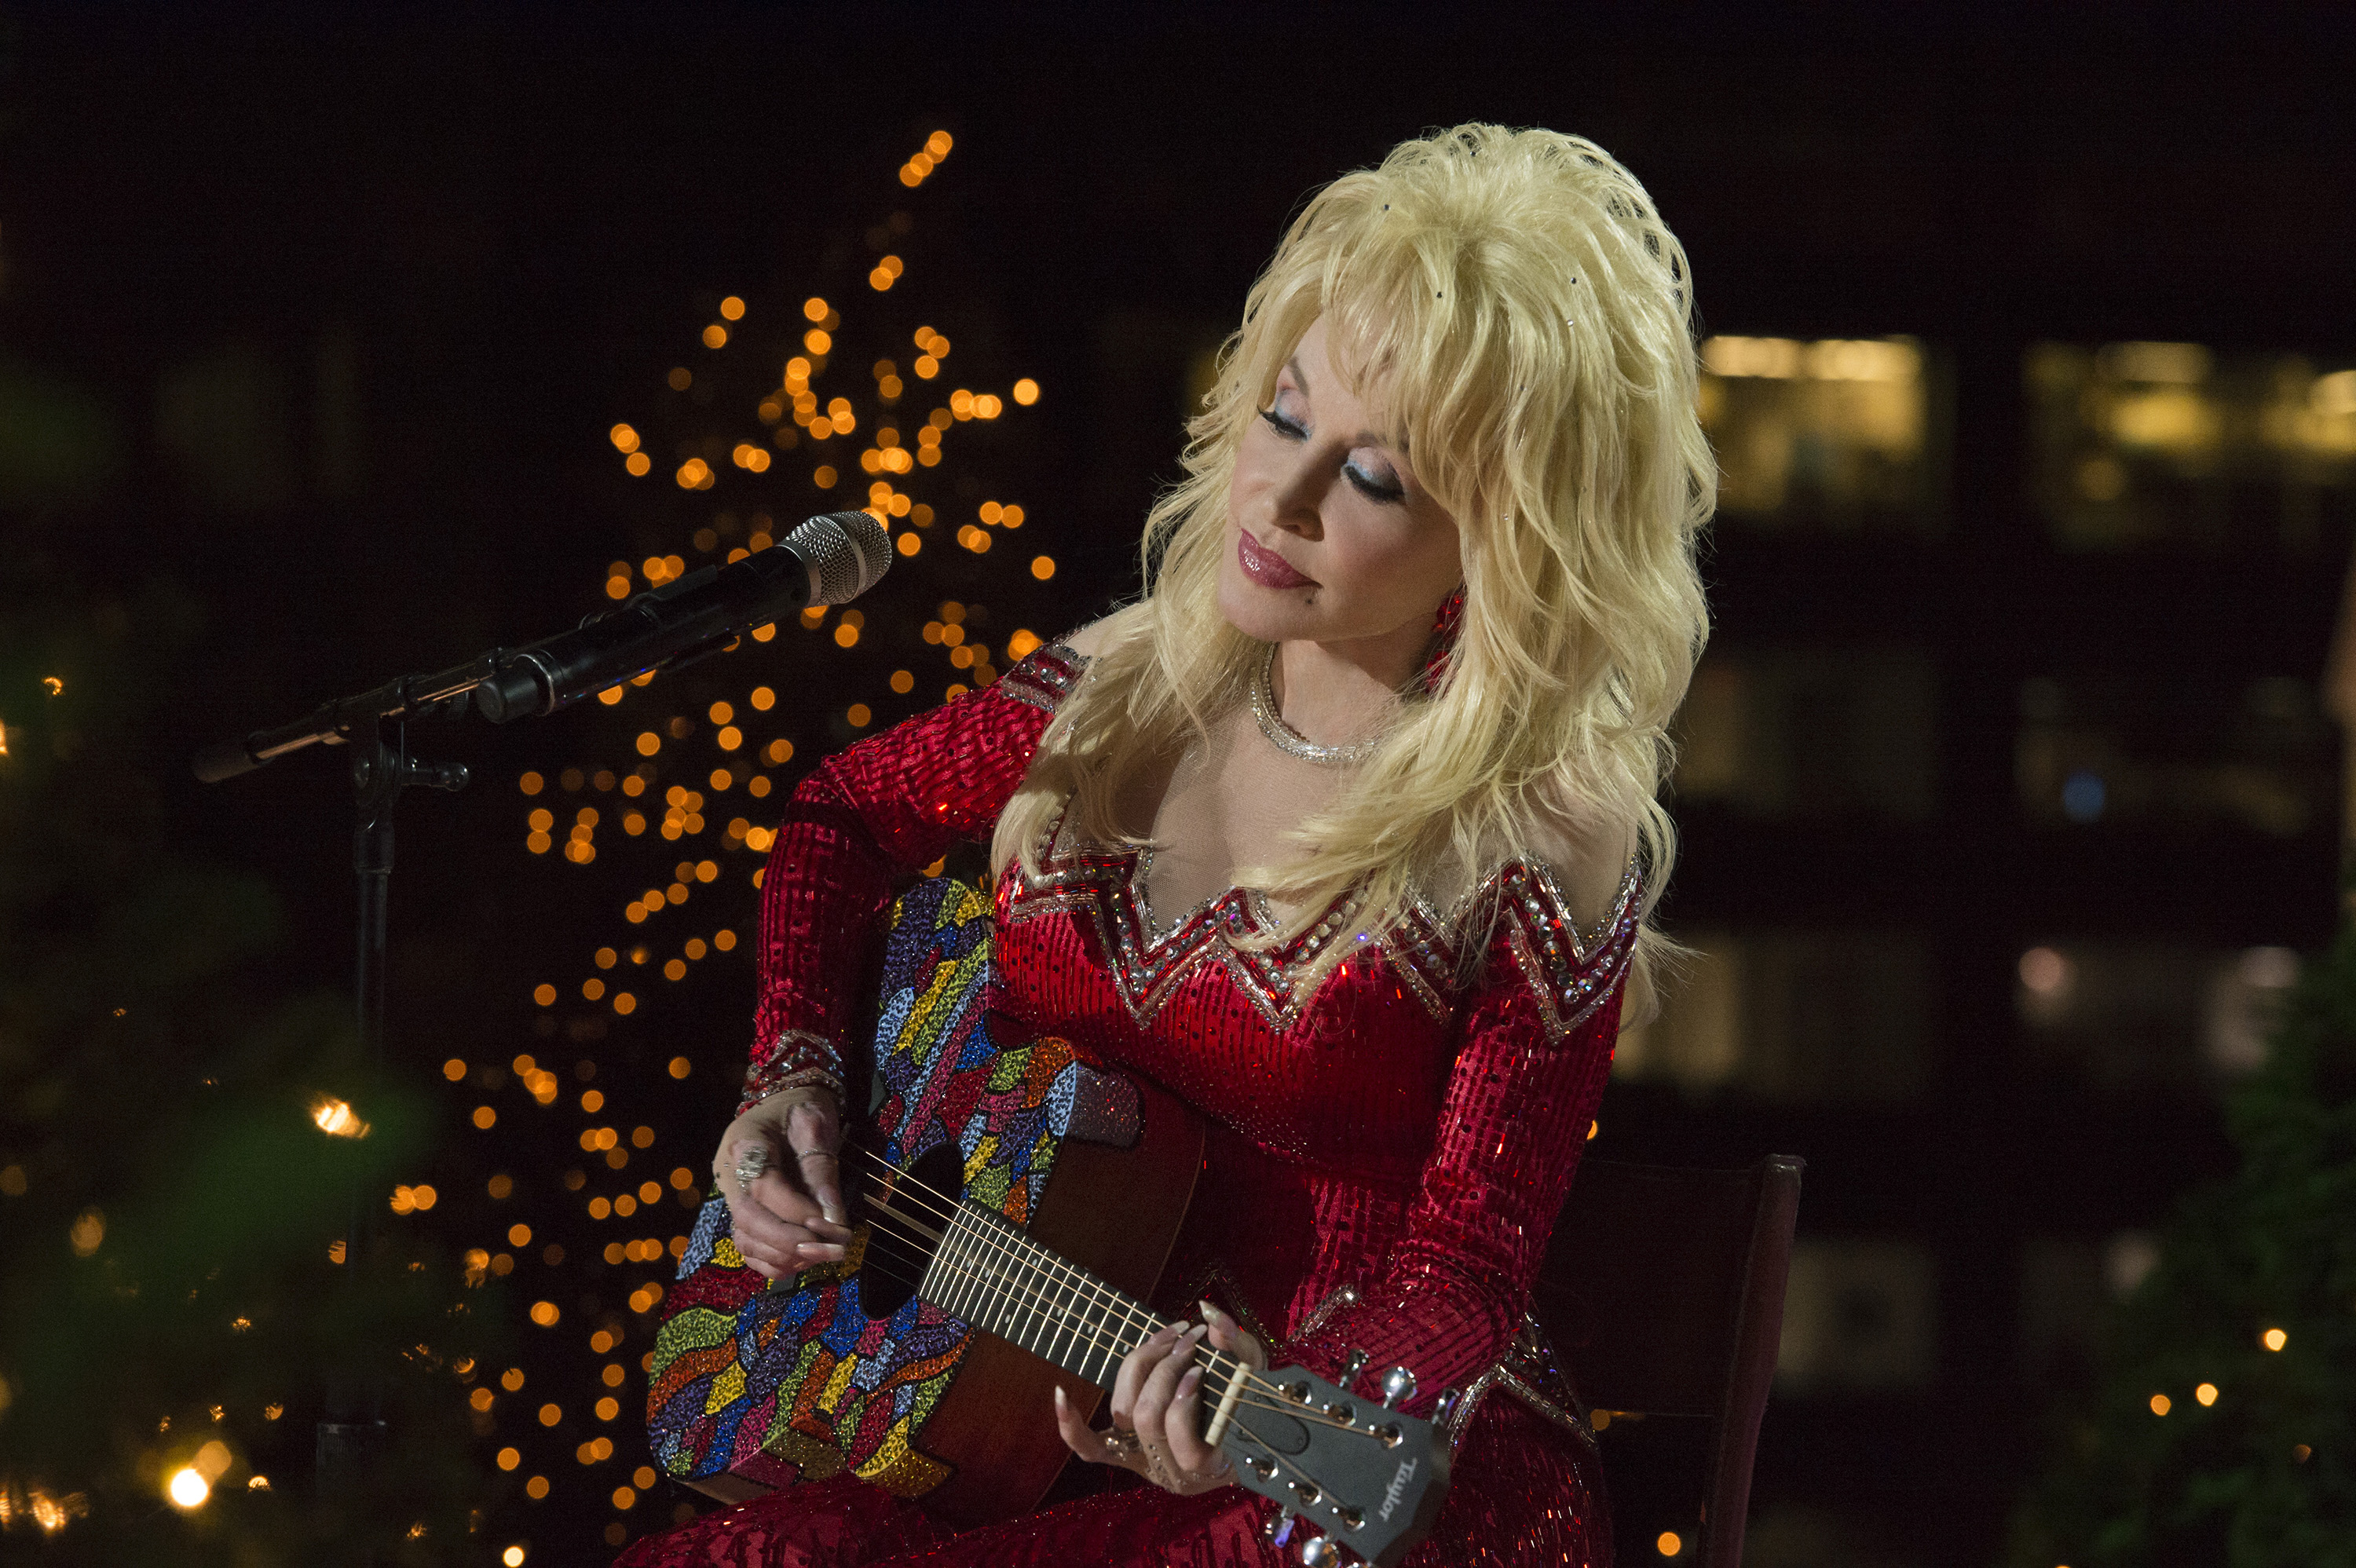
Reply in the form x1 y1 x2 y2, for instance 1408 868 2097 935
646 879 1449 1565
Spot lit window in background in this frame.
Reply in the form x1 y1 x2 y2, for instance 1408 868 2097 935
2014 940 2299 1094
1672 649 1936 821
2028 343 2356 551
2015 673 2330 836
1698 335 1940 533
1612 927 1933 1105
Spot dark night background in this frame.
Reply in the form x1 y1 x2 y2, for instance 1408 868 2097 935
3 5 2354 1565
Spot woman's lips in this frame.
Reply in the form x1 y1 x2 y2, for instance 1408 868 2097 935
1237 531 1315 590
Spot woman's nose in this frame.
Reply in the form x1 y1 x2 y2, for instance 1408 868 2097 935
1269 454 1326 540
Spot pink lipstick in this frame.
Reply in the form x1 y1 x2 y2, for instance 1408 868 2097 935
1237 531 1315 590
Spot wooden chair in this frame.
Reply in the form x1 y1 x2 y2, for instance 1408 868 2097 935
1534 1155 1805 1568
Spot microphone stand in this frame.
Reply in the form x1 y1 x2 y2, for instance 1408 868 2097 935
197 668 480 1531
192 514 889 1548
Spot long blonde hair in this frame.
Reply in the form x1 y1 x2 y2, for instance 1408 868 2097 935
993 125 1712 998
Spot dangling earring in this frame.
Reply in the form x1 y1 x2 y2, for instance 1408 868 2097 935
1420 586 1465 695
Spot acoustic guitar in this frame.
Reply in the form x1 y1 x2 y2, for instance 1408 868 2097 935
647 876 1451 1566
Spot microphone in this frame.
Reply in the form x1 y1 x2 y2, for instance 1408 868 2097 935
471 510 891 722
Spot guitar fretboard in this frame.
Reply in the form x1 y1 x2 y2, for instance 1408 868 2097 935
920 1199 1235 1402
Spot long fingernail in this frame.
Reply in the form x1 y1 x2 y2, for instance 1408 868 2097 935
1179 1368 1202 1394
1053 1386 1067 1411
1199 1299 1228 1325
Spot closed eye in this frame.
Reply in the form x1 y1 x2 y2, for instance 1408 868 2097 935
1259 405 1306 440
1344 460 1406 503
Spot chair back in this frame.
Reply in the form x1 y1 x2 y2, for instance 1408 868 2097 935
1535 1155 1804 1568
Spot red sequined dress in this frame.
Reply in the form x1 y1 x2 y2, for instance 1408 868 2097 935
619 645 1631 1568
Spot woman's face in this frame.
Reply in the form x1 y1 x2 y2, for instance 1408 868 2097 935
1217 316 1463 671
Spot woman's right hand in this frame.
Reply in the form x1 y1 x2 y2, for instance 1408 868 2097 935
711 1087 854 1281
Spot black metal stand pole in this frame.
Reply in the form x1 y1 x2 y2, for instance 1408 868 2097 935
188 515 876 1545
316 722 466 1529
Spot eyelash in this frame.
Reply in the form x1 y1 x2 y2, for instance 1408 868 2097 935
1258 406 1406 503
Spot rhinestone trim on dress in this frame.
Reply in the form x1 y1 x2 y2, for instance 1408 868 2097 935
1002 822 1369 1033
997 643 1089 713
1004 817 1642 1041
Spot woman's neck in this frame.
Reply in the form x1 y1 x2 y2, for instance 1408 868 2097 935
1271 621 1428 750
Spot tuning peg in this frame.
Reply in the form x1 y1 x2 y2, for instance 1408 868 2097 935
1298 1532 1339 1566
1432 1386 1463 1426
1379 1365 1418 1409
1338 1349 1370 1387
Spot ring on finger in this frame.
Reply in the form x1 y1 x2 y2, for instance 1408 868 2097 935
1100 1425 1143 1459
733 1146 773 1194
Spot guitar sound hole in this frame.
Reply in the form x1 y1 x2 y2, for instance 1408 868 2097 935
859 1140 965 1320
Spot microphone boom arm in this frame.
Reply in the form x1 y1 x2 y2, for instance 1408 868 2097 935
192 510 889 784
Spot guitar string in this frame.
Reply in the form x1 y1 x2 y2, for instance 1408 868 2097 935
833 1142 1305 1416
837 1143 1193 1381
809 1197 1366 1456
851 1190 1387 1524
842 1146 1379 1441
848 1190 1372 1442
841 1161 1359 1453
728 1181 1399 1522
752 1138 1398 1442
843 1143 1165 1356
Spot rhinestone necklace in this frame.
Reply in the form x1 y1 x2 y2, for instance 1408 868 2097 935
1249 645 1385 766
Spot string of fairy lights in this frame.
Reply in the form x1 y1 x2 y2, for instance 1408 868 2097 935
433 128 1057 1560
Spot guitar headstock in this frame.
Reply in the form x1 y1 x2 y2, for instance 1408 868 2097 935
1209 1361 1450 1568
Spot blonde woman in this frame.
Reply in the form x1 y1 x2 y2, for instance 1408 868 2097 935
627 123 1710 1568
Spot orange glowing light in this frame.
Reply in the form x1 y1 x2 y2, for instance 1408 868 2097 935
312 1096 370 1139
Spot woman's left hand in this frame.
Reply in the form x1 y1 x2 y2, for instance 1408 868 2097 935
1052 1300 1266 1496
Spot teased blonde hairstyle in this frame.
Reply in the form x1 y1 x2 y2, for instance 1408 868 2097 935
993 124 1711 998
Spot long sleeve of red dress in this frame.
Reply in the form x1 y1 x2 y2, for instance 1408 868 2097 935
631 645 1620 1568
737 651 1081 1110
1279 868 1630 1417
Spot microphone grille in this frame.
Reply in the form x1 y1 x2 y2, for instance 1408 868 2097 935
792 510 894 605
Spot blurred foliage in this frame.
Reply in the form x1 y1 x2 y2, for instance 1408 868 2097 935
0 543 505 1561
0 356 119 506
2010 903 2356 1566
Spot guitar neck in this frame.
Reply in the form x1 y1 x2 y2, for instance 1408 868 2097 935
893 1180 1447 1566
919 1197 1199 1396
